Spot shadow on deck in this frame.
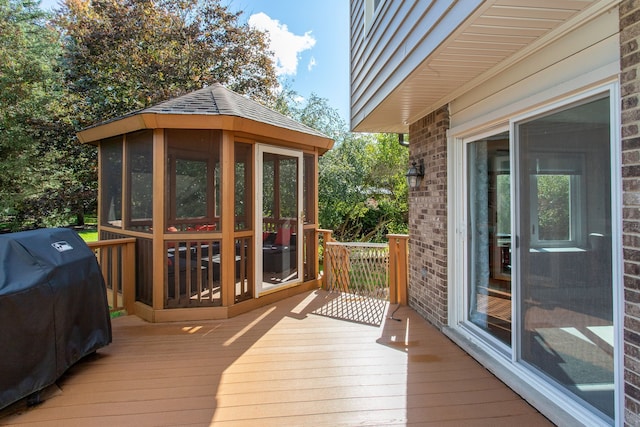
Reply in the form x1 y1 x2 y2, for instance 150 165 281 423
0 290 552 426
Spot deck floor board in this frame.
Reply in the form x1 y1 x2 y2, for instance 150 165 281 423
0 290 552 426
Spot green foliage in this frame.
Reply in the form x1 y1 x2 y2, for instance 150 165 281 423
319 132 408 242
0 0 76 230
78 229 98 242
281 93 409 242
55 0 279 125
536 174 570 240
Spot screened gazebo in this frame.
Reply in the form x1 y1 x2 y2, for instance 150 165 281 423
77 84 334 322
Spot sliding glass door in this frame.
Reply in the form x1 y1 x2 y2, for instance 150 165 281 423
516 95 614 418
465 93 616 421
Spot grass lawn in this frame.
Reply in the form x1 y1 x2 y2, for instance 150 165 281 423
78 229 98 242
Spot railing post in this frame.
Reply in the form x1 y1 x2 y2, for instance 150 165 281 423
317 229 333 290
397 235 408 305
386 234 409 305
388 238 398 304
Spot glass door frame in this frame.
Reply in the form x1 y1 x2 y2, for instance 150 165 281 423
254 144 304 297
449 82 623 425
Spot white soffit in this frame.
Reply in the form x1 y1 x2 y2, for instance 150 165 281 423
355 0 618 133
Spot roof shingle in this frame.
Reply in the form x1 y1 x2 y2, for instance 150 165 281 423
85 83 329 140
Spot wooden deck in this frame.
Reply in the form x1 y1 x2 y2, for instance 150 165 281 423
0 290 552 426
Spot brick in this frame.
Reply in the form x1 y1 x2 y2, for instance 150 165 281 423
627 327 640 347
620 0 640 17
622 150 640 164
621 68 638 84
623 95 640 110
624 207 640 219
622 81 640 97
627 289 640 304
626 381 640 402
623 164 640 178
621 39 639 57
623 108 640 123
623 124 640 138
621 8 640 32
623 192 640 207
627 275 640 292
622 51 640 69
621 19 640 44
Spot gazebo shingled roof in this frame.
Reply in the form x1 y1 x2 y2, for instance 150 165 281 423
143 84 329 138
77 83 333 151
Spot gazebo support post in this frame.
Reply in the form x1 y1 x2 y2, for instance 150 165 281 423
221 130 236 307
152 128 166 311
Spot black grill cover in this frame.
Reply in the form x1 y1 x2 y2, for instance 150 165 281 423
0 228 112 409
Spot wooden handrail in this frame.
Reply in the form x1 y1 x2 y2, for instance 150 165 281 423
87 238 136 314
87 237 136 248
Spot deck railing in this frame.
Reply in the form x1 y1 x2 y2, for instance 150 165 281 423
87 238 136 314
87 231 407 317
319 230 409 304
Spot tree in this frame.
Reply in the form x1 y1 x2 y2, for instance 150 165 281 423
362 132 409 237
0 0 69 230
536 174 570 241
283 93 409 242
55 0 279 125
319 132 408 241
318 132 372 238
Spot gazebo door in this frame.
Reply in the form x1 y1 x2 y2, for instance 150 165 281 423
255 145 303 296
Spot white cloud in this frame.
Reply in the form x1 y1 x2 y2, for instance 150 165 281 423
248 12 316 77
307 56 317 72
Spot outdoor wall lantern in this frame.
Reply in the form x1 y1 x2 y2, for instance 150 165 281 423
406 159 424 190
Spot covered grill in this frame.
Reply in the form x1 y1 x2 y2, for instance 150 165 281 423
0 228 111 409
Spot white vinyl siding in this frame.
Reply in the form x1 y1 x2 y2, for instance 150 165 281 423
350 0 482 131
349 0 612 134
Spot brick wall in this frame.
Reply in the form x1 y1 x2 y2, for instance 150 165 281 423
407 106 449 328
620 1 640 425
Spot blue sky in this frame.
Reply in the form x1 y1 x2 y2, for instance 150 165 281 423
38 0 351 122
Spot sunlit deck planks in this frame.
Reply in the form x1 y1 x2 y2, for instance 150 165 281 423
0 290 551 426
